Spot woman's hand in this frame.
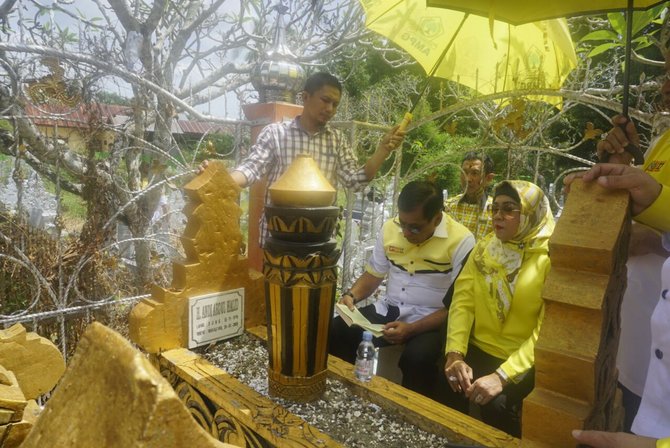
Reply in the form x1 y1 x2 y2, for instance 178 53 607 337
444 352 473 393
465 372 504 405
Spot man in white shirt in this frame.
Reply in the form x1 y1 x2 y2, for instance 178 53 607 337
329 180 474 398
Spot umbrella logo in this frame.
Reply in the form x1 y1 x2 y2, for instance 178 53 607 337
401 17 441 56
419 17 443 39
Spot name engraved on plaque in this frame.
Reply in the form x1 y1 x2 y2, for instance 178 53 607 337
188 289 244 348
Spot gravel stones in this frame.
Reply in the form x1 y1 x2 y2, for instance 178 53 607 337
201 333 450 448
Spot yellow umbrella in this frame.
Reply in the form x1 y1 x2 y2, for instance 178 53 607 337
425 0 665 25
426 0 668 163
361 0 577 108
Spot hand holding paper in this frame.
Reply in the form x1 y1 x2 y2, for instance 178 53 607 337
334 303 384 338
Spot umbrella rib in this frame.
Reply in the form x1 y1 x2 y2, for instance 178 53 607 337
365 0 406 28
411 13 470 113
427 13 470 77
501 22 512 93
622 0 634 117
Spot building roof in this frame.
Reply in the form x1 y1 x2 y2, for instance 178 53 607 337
24 103 131 129
23 102 235 136
177 120 234 135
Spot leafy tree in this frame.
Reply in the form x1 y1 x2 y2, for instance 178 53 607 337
94 91 132 106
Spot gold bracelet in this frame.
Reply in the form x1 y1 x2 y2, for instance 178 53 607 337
447 350 464 358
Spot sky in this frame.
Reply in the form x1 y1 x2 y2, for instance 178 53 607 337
14 0 246 120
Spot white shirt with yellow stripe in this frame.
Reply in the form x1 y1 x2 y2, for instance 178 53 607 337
365 212 475 323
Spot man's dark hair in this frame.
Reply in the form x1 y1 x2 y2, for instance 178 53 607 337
303 72 342 95
462 151 494 175
398 181 444 220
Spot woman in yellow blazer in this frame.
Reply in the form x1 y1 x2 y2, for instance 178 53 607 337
441 180 554 437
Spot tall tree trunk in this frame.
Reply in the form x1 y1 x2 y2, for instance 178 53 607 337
78 111 117 299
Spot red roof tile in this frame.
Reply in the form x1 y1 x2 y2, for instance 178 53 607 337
177 120 234 135
22 102 233 137
23 103 131 129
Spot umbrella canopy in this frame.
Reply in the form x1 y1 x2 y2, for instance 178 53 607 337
361 0 577 107
425 0 666 25
427 0 667 164
426 0 666 114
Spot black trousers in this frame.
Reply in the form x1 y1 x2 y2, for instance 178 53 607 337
434 344 535 437
328 303 443 399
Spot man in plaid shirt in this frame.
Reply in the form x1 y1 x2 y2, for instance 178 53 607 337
221 72 404 244
445 152 496 241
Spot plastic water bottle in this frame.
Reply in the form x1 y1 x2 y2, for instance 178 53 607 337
354 331 376 382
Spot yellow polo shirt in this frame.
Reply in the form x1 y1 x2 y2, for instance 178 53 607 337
635 130 670 232
447 245 551 382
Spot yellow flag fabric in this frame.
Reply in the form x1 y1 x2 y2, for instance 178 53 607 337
361 0 577 105
425 0 666 25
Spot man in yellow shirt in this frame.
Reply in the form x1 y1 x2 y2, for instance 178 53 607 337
445 152 496 240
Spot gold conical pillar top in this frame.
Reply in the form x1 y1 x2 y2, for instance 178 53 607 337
268 154 336 207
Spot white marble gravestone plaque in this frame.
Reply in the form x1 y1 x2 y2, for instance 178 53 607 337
188 288 244 348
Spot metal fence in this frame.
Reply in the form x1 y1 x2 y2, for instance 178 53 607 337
0 54 393 360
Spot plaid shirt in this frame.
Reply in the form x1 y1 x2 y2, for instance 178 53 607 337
235 116 369 244
444 193 493 241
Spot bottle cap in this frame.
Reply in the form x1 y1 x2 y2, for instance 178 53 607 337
362 330 373 341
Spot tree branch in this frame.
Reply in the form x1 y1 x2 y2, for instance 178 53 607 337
0 0 18 21
21 150 84 196
107 0 140 32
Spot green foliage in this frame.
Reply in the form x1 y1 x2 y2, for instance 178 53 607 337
586 42 619 58
42 22 79 46
579 6 667 58
328 35 510 191
94 91 132 106
580 29 619 42
333 38 425 100
59 191 87 222
175 132 240 167
208 133 237 158
42 178 88 222
94 151 109 161
406 134 474 194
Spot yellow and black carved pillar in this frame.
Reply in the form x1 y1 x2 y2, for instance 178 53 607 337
263 240 339 401
262 154 340 402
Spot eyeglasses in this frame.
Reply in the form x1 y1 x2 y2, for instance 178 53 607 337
490 203 521 219
393 219 428 235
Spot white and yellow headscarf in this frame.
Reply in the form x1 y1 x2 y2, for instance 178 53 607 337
472 180 555 322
